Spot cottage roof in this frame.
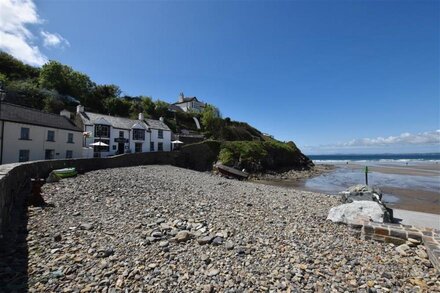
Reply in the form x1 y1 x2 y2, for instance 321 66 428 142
173 97 199 104
79 111 170 131
79 111 149 130
145 119 171 131
0 103 82 132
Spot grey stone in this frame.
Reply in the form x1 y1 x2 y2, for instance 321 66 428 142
212 236 224 246
174 230 193 243
197 235 214 245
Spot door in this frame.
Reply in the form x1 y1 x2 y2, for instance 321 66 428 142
117 143 124 154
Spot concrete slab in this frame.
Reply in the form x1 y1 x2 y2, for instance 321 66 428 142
393 209 440 229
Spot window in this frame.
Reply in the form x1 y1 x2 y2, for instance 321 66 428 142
66 150 73 158
135 143 142 153
95 124 110 138
67 133 74 143
158 129 163 139
158 142 163 151
20 127 30 140
45 149 55 160
150 142 155 152
119 131 124 138
132 129 145 140
47 130 55 141
18 150 29 162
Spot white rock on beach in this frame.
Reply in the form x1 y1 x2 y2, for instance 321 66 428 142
327 201 387 224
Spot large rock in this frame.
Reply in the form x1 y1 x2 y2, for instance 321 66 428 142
340 184 382 203
327 201 391 225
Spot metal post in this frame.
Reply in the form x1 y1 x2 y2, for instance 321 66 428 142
365 166 369 185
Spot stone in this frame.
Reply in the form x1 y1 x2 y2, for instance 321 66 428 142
225 241 234 250
212 236 224 246
202 284 213 293
207 268 219 277
327 201 390 225
416 249 428 259
97 249 114 258
151 231 163 238
197 235 214 245
159 240 169 247
201 254 211 264
79 223 94 230
174 230 193 243
54 234 62 242
396 244 410 256
340 184 382 203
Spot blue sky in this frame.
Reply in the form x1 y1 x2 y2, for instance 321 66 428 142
1 0 439 154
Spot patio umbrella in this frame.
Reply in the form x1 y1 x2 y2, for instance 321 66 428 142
171 140 184 144
90 141 109 147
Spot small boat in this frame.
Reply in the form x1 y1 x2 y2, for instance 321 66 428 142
215 163 249 180
52 167 77 178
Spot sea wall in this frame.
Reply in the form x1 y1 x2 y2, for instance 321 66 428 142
0 152 179 253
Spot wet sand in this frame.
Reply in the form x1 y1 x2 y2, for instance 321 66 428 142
253 162 440 215
346 162 440 177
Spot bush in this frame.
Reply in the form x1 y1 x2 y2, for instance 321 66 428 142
218 140 311 172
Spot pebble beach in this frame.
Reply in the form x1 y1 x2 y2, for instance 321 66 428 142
20 165 440 292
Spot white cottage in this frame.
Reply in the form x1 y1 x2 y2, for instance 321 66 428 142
172 92 206 113
76 106 171 157
0 103 83 164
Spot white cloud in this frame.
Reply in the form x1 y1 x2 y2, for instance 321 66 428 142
41 30 69 48
302 130 440 154
0 0 69 66
342 130 440 147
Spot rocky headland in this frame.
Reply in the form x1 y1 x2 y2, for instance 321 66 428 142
17 166 439 291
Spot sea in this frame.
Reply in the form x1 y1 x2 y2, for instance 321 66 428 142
299 153 440 209
308 153 440 163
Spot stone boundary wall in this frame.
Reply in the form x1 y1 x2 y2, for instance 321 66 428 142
356 221 440 272
0 152 179 253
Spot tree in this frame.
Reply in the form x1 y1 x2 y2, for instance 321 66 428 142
39 61 94 103
104 97 131 117
85 84 121 113
153 100 169 119
0 51 40 80
201 104 223 138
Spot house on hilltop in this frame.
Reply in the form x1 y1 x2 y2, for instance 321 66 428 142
172 92 206 113
75 105 171 157
0 103 83 164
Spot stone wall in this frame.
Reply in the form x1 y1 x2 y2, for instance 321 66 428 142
0 152 179 253
353 221 440 272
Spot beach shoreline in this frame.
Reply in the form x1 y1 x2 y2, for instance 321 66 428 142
251 162 440 215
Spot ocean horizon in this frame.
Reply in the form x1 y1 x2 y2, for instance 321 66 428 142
308 153 440 163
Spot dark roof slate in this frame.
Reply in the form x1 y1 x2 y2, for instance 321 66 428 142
173 97 199 104
80 112 148 130
145 119 171 131
0 103 82 132
79 111 170 131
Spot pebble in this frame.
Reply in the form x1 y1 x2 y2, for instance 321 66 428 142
13 165 438 292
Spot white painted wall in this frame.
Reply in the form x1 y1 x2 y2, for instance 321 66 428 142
1 121 82 164
150 129 172 152
83 125 152 156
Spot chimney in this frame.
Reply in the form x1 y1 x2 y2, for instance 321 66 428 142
138 113 144 120
159 117 164 122
179 92 184 103
76 105 84 113
60 109 71 119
